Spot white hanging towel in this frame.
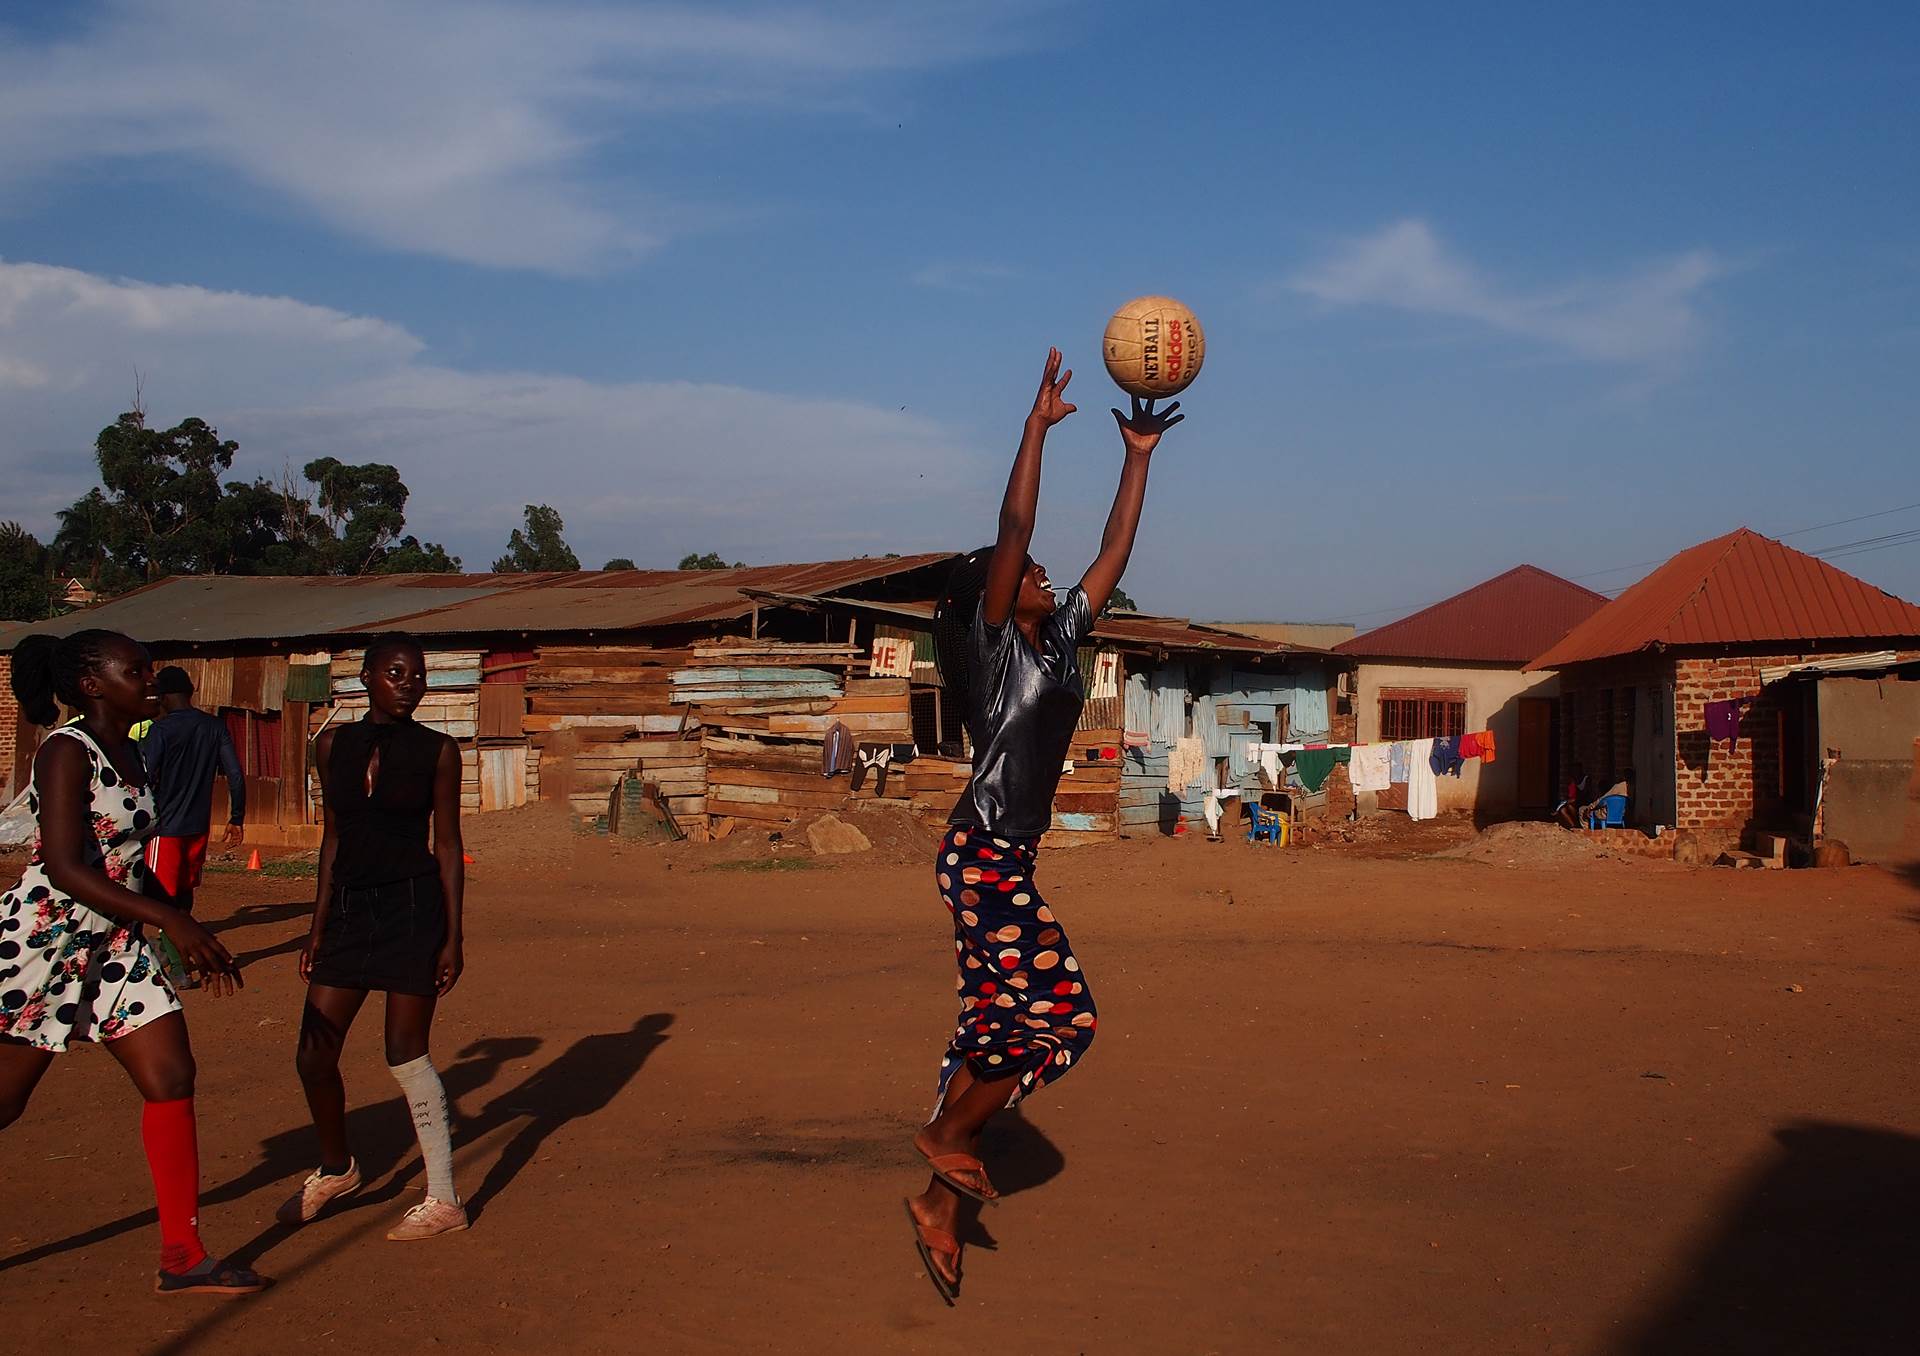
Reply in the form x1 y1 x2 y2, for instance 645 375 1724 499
1349 743 1393 792
1407 737 1438 821
1167 735 1209 794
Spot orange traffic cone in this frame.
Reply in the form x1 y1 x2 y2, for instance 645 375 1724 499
245 848 262 871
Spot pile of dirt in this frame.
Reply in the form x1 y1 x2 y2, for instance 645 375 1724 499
1435 819 1633 866
1295 811 1478 857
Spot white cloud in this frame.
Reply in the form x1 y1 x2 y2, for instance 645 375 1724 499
0 0 1038 273
1289 219 1726 364
0 259 990 564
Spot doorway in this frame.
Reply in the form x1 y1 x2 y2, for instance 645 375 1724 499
1517 697 1560 812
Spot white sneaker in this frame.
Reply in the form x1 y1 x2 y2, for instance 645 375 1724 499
275 1159 362 1224
386 1196 469 1241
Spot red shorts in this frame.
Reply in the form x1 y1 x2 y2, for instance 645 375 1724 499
145 834 210 895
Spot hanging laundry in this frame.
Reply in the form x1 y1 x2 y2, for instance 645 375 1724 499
1123 671 1152 748
1705 697 1754 751
1458 731 1482 760
1407 737 1439 821
1292 746 1349 793
1475 730 1495 764
1388 741 1410 785
1429 736 1464 778
1202 787 1240 835
1258 744 1283 787
1167 735 1209 794
1350 743 1393 792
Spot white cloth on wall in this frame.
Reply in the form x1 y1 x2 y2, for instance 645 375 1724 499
1349 743 1393 792
1168 735 1209 794
1202 786 1240 833
1123 671 1152 748
1406 737 1438 821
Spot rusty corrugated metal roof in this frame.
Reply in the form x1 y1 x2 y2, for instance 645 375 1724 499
1336 565 1608 665
0 555 960 649
755 589 1324 658
1528 528 1920 670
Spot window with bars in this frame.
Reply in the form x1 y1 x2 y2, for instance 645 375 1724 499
1378 690 1467 741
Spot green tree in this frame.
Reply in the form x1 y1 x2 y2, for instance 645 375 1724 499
493 504 579 573
602 557 637 571
677 551 741 570
0 522 57 621
1107 586 1138 611
53 413 458 591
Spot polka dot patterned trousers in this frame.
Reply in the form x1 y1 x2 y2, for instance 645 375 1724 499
934 825 1097 1111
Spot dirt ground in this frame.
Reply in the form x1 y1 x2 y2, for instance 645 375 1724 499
4 811 1918 1355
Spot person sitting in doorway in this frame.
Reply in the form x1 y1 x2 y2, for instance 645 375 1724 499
1554 763 1592 829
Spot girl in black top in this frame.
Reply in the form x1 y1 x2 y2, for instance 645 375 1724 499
279 633 470 1242
904 349 1181 1302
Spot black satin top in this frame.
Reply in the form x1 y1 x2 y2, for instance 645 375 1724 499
325 717 444 888
949 587 1092 839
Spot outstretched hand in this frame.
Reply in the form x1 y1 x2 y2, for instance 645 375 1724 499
1112 394 1184 456
1029 347 1077 427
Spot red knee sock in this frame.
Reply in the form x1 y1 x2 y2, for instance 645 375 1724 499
140 1097 207 1273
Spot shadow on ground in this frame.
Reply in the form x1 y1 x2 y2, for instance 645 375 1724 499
1612 1120 1920 1355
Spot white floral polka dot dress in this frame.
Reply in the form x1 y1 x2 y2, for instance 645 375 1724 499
0 726 180 1051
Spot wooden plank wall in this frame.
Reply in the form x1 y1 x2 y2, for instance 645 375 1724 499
902 728 1122 849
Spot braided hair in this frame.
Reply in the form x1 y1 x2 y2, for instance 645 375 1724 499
931 546 1003 721
8 629 127 727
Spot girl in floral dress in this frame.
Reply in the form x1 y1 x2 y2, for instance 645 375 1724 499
0 629 264 1296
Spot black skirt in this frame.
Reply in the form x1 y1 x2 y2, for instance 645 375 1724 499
308 872 446 997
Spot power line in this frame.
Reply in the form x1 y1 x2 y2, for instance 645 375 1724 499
1324 500 1920 626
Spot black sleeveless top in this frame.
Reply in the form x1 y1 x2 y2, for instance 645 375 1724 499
325 717 445 888
949 587 1093 839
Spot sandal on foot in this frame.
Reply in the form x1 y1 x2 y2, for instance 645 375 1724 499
918 1149 1000 1207
903 1199 958 1306
154 1256 269 1297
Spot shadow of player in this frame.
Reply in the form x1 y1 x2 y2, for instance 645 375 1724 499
0 1032 541 1274
459 1012 675 1217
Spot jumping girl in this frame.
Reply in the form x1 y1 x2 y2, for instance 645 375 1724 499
0 630 265 1296
905 349 1181 1301
279 632 468 1241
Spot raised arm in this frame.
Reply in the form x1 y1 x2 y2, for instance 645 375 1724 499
983 348 1077 625
1079 395 1184 616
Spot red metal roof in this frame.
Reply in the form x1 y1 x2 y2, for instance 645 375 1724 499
1528 528 1920 670
0 555 960 648
1336 566 1608 665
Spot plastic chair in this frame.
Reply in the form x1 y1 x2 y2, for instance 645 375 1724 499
1247 801 1290 846
1584 795 1628 829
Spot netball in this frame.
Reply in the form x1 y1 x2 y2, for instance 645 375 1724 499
1102 295 1206 399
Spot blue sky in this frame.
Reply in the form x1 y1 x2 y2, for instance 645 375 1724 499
2 0 1915 622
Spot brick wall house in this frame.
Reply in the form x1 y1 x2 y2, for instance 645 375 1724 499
1533 529 1920 856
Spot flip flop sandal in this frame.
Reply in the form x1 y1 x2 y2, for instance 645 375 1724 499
903 1199 959 1306
154 1256 269 1297
918 1150 1000 1208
